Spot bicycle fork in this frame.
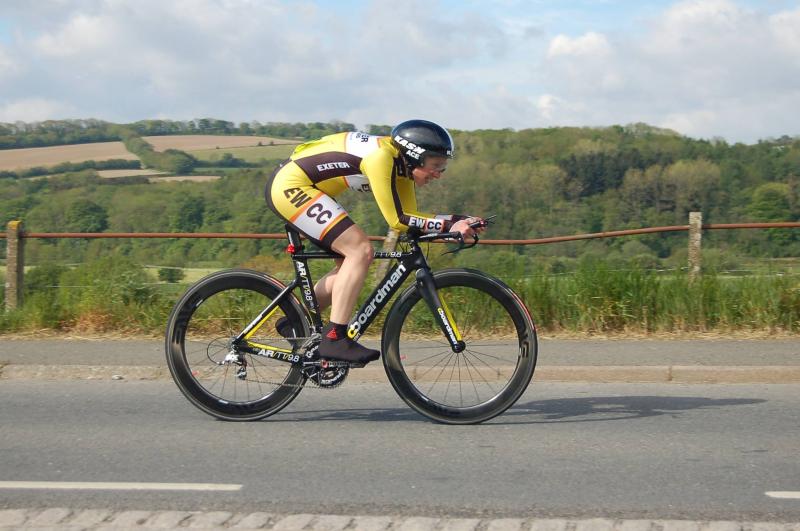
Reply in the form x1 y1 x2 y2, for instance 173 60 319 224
415 268 466 353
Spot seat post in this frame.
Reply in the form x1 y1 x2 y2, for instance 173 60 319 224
285 225 303 251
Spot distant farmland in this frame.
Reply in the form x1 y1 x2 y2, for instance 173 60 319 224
144 135 299 152
190 143 298 163
147 175 221 183
97 169 167 178
0 141 138 171
98 170 221 183
0 135 301 173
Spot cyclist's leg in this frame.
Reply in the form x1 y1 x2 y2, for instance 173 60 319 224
266 165 378 364
267 162 345 332
314 258 343 311
317 226 378 363
327 225 373 324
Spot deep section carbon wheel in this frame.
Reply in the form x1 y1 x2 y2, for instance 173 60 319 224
382 269 537 424
165 269 309 421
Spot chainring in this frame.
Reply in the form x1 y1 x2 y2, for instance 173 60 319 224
309 367 350 389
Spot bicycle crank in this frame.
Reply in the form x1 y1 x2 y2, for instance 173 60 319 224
303 359 351 388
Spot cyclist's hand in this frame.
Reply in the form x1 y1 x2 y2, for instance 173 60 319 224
451 217 486 239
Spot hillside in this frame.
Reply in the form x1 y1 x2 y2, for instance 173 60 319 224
1 120 799 270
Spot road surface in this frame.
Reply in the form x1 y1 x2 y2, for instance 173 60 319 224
1 379 798 523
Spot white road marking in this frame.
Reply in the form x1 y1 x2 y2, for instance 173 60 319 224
766 491 800 499
0 481 241 491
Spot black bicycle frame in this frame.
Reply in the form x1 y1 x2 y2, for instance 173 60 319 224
233 225 466 357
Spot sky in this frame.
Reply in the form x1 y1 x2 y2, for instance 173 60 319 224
0 0 798 144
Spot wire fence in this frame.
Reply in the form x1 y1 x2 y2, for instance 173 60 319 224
3 222 799 247
3 221 800 244
4 216 800 311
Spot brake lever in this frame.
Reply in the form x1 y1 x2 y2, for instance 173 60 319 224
470 214 496 230
460 233 480 250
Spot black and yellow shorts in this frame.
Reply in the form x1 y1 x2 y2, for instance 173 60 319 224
265 160 355 250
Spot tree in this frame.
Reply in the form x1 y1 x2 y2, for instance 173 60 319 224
367 124 392 135
161 149 196 173
158 267 185 283
748 183 791 221
169 195 205 232
65 199 108 232
661 159 721 219
747 182 797 253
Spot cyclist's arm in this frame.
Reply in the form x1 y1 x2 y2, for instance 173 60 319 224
362 149 466 234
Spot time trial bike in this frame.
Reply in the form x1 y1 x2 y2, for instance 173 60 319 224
165 220 537 424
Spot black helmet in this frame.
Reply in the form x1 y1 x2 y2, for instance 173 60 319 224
391 119 454 168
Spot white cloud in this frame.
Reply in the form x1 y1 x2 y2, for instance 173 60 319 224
660 109 719 138
539 0 800 141
769 7 800 58
0 45 19 77
536 94 562 121
661 0 741 27
0 98 76 122
360 0 507 68
34 13 115 57
547 32 611 58
0 0 797 142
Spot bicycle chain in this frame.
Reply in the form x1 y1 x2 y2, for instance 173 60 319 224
233 335 351 390
239 363 347 390
242 372 342 390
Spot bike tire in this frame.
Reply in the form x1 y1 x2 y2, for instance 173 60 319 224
382 269 537 424
165 269 310 421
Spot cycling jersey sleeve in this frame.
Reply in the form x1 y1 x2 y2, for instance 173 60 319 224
362 148 459 234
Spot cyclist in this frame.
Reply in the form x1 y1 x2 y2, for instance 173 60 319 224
265 119 484 365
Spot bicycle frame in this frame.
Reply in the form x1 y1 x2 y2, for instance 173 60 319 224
232 225 466 362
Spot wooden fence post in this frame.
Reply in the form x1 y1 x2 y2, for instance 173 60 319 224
374 228 400 282
5 220 24 311
688 211 702 281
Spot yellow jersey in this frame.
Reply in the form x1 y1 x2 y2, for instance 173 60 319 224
274 131 454 233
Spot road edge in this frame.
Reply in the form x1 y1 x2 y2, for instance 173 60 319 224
2 364 800 383
1 508 799 530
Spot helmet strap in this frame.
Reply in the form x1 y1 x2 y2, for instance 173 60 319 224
395 155 412 177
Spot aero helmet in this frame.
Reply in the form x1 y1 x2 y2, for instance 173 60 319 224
391 119 454 168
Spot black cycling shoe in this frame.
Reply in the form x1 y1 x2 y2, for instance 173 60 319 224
275 316 294 338
319 337 380 364
319 323 380 365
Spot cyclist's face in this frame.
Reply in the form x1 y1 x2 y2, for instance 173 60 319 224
412 156 448 187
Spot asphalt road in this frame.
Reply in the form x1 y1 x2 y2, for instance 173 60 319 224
1 380 798 522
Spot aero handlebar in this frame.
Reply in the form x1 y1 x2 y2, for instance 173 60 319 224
414 215 496 253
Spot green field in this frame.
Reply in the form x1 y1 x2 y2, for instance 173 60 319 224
190 144 298 163
2 255 798 337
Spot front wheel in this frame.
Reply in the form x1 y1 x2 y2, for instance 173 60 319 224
382 269 537 424
165 269 309 421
